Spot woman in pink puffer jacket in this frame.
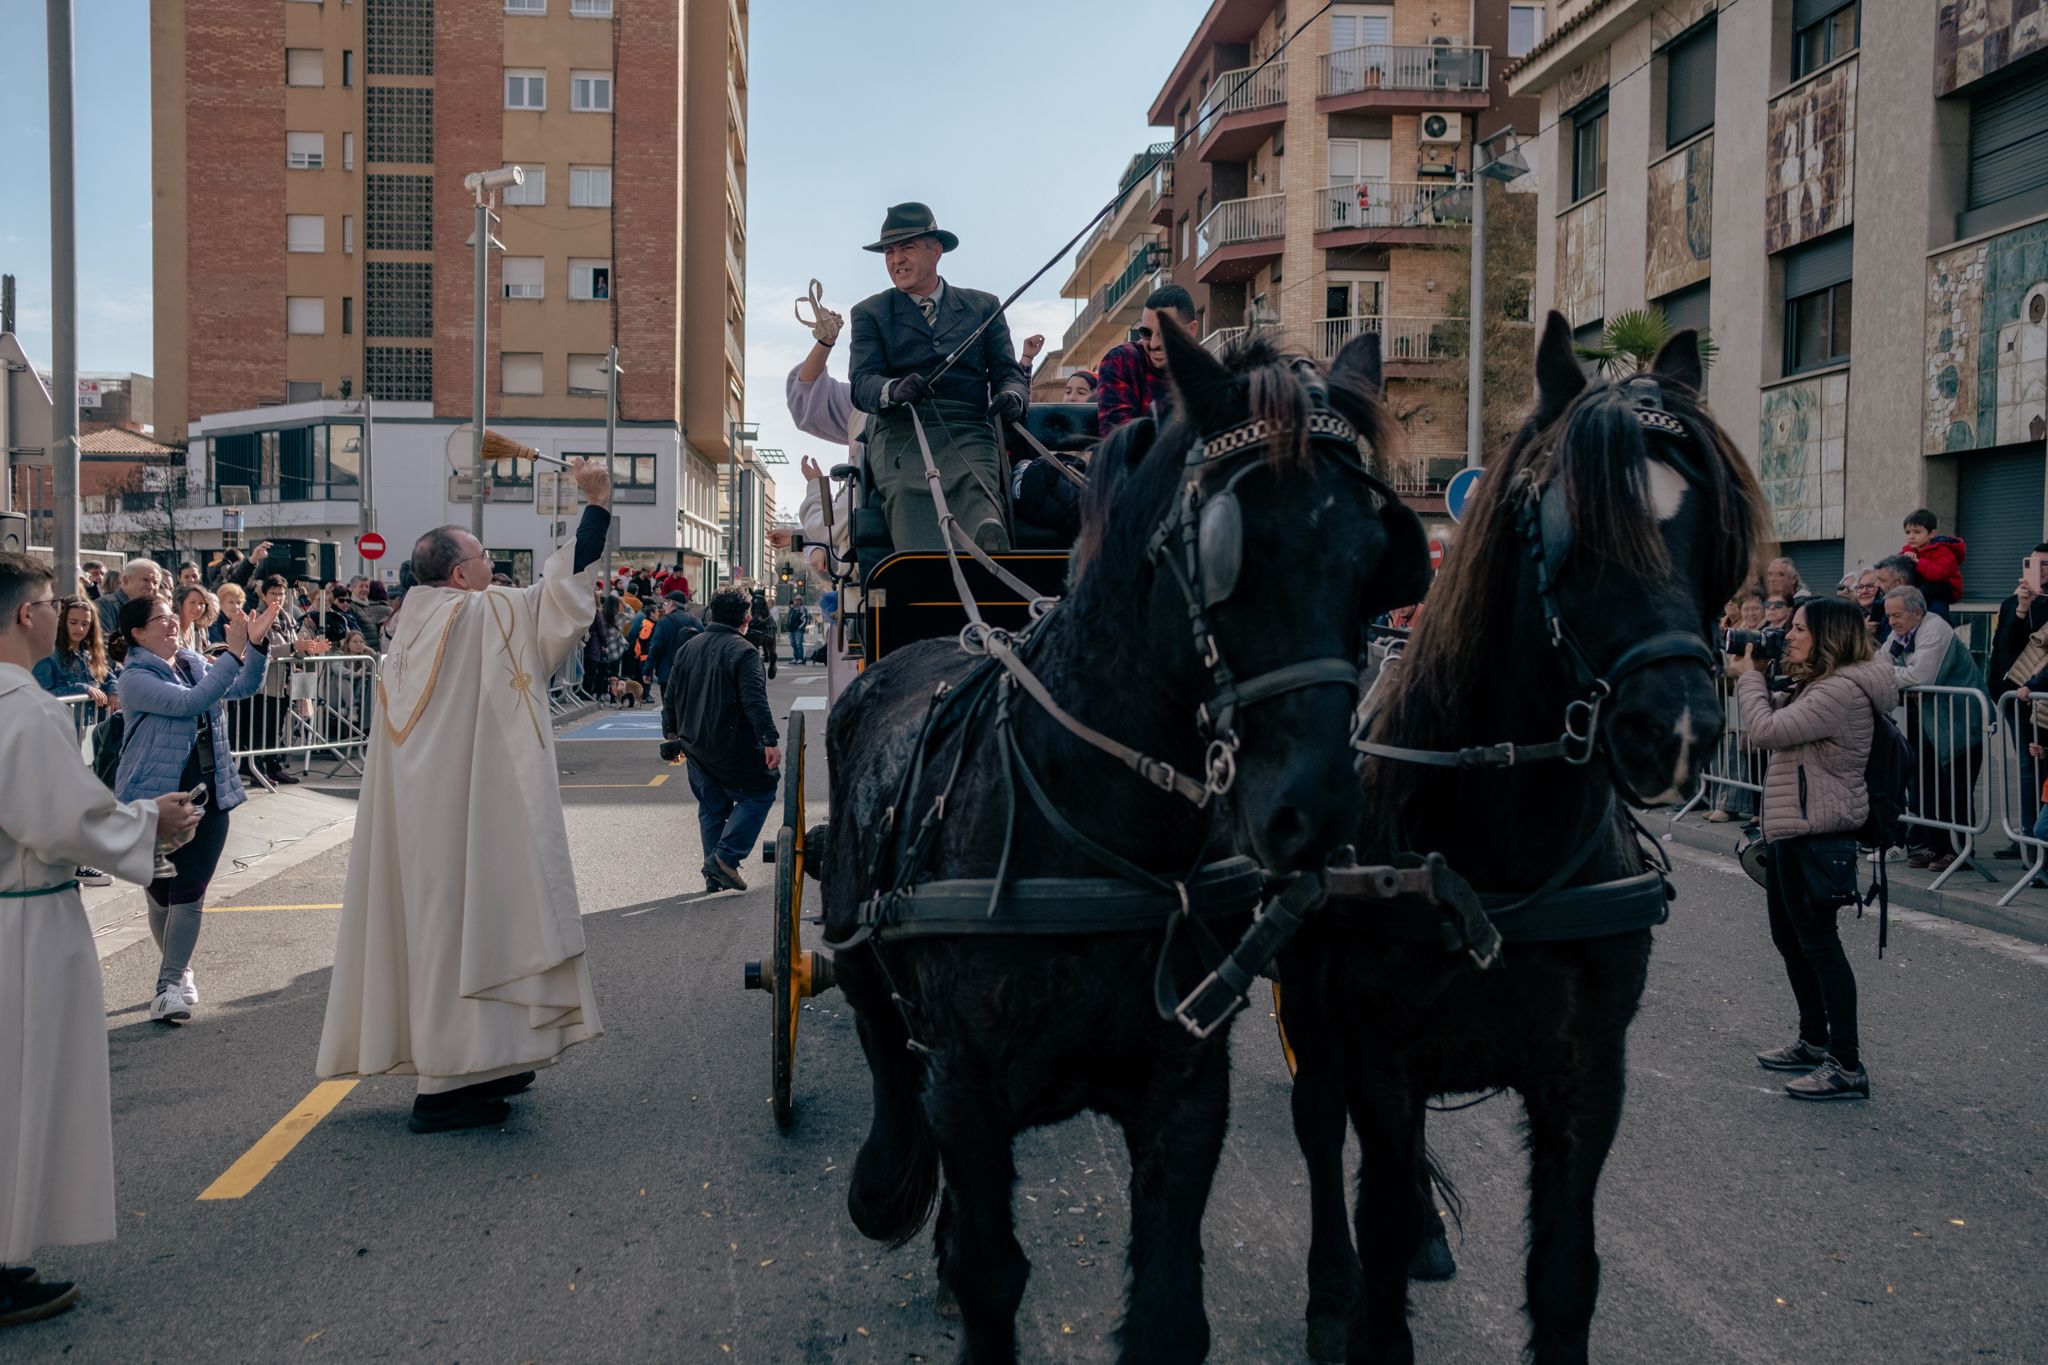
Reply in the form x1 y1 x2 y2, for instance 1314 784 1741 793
1729 596 1897 1103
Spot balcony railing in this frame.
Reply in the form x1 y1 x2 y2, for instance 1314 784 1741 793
1074 143 1176 265
1314 180 1473 232
1196 194 1286 261
1389 457 1468 495
1202 327 1247 357
1198 61 1288 131
1314 314 1465 363
1062 239 1165 353
1318 43 1489 97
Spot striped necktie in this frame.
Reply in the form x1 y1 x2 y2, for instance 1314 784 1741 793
916 294 938 328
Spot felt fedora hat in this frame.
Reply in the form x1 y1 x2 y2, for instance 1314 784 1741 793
863 202 959 253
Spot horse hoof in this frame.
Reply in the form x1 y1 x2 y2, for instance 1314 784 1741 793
934 1279 961 1319
1305 1313 1348 1362
1409 1229 1458 1281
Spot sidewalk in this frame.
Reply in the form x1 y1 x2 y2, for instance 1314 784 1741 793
1661 808 2048 946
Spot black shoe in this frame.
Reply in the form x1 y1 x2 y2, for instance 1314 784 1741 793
703 859 746 893
1756 1038 1828 1072
408 1094 512 1133
466 1071 537 1100
1784 1057 1870 1101
264 763 301 786
1994 845 2024 860
0 1268 38 1289
0 1278 81 1329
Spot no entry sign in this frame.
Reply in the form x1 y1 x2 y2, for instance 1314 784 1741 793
357 532 388 560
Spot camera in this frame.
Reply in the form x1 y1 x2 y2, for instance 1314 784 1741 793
1725 626 1786 664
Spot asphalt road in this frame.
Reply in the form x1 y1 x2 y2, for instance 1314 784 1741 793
12 661 2047 1363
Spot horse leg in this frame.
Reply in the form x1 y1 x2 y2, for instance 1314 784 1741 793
1116 1042 1230 1365
1406 1105 1457 1282
1283 984 1359 1362
839 951 939 1245
1346 1086 1422 1365
1520 1041 1628 1365
924 1079 1028 1365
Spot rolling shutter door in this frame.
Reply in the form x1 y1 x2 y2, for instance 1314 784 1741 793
1958 446 2047 604
1780 540 1843 595
1968 72 2048 209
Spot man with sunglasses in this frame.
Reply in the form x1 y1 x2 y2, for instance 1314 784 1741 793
0 552 203 1327
317 459 619 1134
1095 284 1197 438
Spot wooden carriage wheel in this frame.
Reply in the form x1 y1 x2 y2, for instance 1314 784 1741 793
1273 981 1299 1078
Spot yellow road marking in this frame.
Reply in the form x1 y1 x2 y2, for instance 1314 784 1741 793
204 903 344 913
198 1081 357 1200
561 773 670 789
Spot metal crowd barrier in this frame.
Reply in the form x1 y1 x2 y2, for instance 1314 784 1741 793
1671 676 1762 821
1994 690 2048 906
221 653 379 785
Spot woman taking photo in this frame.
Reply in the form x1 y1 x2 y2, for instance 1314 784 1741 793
114 592 282 1023
1730 596 1897 1101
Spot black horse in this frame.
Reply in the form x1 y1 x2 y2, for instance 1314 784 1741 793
1278 313 1770 1364
821 324 1429 1363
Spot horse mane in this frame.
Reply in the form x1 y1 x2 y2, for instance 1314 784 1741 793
1376 374 1768 744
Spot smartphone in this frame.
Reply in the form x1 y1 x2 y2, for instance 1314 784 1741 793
2027 554 2046 596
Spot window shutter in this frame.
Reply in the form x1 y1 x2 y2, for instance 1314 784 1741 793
286 297 325 334
1664 21 1716 146
1657 279 1710 334
1793 0 1856 29
1783 231 1853 297
501 353 544 395
287 214 326 252
1958 447 2047 603
1779 540 1844 593
568 354 608 393
1968 70 2048 209
501 257 544 298
286 49 324 86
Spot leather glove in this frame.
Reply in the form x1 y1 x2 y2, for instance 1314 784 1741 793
990 390 1027 425
889 372 931 407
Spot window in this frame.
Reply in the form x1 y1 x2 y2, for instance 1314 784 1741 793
287 214 326 252
1330 3 1392 49
367 85 435 162
1782 232 1852 374
571 0 611 15
567 353 609 394
1656 280 1710 391
286 131 325 170
1663 20 1716 149
366 173 433 250
571 71 612 112
505 69 546 110
287 297 326 335
366 261 433 337
1792 0 1858 80
1570 95 1607 201
501 257 544 299
342 297 354 336
365 0 434 78
1961 65 2048 239
286 49 324 86
342 50 354 87
569 165 611 207
569 258 610 300
568 452 655 502
501 353 543 395
505 0 543 11
343 132 355 170
1508 4 1545 58
365 345 432 401
502 165 545 204
343 215 355 253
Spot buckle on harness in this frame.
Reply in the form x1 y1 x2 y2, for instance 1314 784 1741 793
1174 971 1248 1039
1138 758 1179 793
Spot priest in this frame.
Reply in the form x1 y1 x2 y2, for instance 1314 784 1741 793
0 552 201 1327
317 458 614 1133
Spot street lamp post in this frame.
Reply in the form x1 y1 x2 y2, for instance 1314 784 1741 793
462 166 522 539
725 419 758 589
46 0 80 589
601 346 622 585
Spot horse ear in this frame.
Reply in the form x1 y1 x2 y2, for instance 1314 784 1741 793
1652 328 1704 392
1330 329 1384 396
1158 312 1234 431
1534 311 1587 425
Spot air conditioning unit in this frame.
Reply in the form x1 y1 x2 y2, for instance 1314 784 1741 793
1419 111 1464 145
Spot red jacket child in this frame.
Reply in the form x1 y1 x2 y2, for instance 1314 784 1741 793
1902 510 1965 605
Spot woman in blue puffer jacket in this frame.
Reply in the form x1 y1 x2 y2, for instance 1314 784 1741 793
114 592 282 1024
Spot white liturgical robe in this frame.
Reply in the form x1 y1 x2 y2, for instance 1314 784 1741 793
0 663 161 1262
316 535 604 1091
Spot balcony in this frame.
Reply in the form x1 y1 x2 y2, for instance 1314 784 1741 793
1149 157 1175 228
1317 44 1490 113
1064 143 1174 294
1313 314 1464 370
1062 238 1166 356
725 235 744 289
1389 457 1467 497
1194 193 1285 283
1313 180 1473 246
1195 60 1288 161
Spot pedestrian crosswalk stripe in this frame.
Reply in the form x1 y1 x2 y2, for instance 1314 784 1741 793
204 903 345 913
198 1081 357 1200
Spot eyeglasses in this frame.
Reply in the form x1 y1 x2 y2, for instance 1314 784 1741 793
1766 601 1789 610
22 596 59 615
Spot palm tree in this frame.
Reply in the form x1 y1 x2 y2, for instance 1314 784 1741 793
1572 308 1718 379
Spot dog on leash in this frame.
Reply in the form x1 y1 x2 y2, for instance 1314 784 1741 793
608 676 646 708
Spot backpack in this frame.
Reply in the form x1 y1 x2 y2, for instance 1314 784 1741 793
1854 703 1912 957
91 712 126 791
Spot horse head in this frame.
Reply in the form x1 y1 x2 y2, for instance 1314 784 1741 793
1071 318 1429 871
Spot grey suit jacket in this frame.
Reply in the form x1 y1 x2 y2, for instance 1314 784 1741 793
847 281 1028 415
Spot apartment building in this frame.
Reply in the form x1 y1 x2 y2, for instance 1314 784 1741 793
151 0 748 582
1118 1 1541 503
1511 0 2048 601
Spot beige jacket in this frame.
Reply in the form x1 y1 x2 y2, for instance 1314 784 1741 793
1734 659 1899 841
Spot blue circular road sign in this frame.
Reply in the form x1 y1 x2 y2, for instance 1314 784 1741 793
1445 467 1483 524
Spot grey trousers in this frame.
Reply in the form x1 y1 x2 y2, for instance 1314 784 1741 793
148 900 204 993
867 400 1010 554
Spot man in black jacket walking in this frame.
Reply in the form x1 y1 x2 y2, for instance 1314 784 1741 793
660 588 781 892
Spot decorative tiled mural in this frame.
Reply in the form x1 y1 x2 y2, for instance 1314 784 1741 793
1925 218 2048 453
1646 135 1713 298
1760 371 1848 541
1937 0 2048 97
1650 0 1717 47
1557 196 1606 327
1555 49 1608 114
1765 59 1856 254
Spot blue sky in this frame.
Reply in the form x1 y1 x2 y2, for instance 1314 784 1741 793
0 0 1186 509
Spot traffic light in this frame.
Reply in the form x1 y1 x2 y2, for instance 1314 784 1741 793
779 565 791 583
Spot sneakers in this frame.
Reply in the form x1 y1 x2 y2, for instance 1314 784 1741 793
149 984 192 1025
0 1277 81 1329
1756 1038 1827 1072
1785 1057 1870 1101
180 969 198 1007
74 866 112 887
